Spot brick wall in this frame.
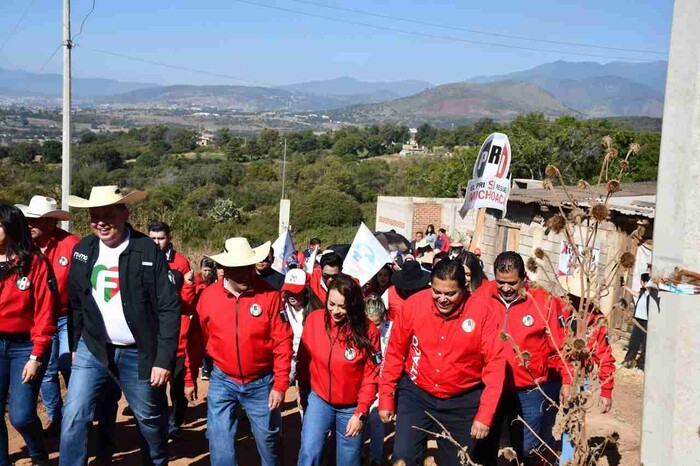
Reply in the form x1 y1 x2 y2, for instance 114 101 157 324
412 203 443 235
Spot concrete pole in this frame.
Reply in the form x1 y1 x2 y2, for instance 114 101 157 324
61 0 72 231
641 0 700 463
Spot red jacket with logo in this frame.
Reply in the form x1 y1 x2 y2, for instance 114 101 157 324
308 269 328 304
296 309 381 416
385 285 405 321
549 308 615 398
39 228 80 317
0 254 57 357
196 278 293 393
379 289 505 425
469 281 571 391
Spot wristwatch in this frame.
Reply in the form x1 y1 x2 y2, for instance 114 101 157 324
29 355 42 365
357 413 367 423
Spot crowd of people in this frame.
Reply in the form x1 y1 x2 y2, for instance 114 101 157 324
0 184 639 466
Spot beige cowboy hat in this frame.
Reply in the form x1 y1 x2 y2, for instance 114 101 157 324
68 185 146 209
15 196 71 221
209 237 272 268
558 267 610 298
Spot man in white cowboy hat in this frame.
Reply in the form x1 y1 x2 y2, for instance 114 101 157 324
196 237 293 466
59 186 181 466
15 195 80 435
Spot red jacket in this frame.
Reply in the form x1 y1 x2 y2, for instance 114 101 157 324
38 228 80 317
550 308 615 398
297 309 381 416
379 289 505 425
0 254 57 357
308 269 328 304
438 234 451 253
196 278 293 393
182 314 204 388
385 286 405 321
469 281 571 391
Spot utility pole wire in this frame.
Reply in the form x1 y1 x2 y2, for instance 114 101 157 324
231 0 661 63
0 0 39 53
72 0 97 43
290 0 668 57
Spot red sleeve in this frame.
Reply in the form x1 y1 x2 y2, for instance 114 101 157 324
474 307 506 426
594 324 615 398
184 315 204 388
269 292 293 393
355 324 381 416
379 297 413 412
30 256 57 357
546 296 572 384
180 282 196 315
195 293 209 349
440 237 451 253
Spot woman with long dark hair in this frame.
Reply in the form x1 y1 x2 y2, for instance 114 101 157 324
296 275 381 466
0 204 56 465
424 224 437 248
456 250 488 292
365 264 393 298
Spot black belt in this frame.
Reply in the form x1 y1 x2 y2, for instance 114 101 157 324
107 342 138 350
0 332 31 342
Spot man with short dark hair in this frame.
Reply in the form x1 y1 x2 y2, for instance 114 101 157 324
16 196 79 435
309 251 343 303
409 231 424 255
256 246 285 291
623 272 658 369
435 228 451 253
60 186 181 466
471 251 570 465
303 238 322 262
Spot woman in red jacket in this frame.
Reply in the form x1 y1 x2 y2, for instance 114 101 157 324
0 204 56 466
296 275 381 466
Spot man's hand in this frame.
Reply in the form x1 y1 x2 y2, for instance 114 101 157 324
150 367 171 387
345 414 363 437
599 396 613 414
268 389 284 411
185 385 198 403
185 270 195 286
470 421 490 439
379 410 395 424
560 384 572 405
22 360 41 384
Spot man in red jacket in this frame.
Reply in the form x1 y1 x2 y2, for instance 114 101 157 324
308 251 343 303
197 237 293 466
470 251 571 466
148 221 198 438
16 195 79 434
379 259 505 466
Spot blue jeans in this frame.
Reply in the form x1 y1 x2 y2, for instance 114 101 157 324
298 391 364 466
40 315 71 423
540 379 562 449
368 406 384 464
59 339 169 466
0 338 47 466
207 367 280 466
516 388 547 455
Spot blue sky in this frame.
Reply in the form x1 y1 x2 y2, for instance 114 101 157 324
0 0 673 86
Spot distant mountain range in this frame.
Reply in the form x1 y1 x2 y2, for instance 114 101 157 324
0 60 668 121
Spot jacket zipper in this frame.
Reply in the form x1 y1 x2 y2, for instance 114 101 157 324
234 298 245 383
328 330 340 404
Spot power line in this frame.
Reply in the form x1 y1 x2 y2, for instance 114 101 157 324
80 46 278 87
0 0 39 54
38 43 64 73
232 0 661 63
72 0 97 42
289 0 668 57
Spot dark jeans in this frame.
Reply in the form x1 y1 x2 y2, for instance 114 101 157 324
474 388 547 466
40 315 71 423
393 377 483 466
624 318 648 366
207 367 280 466
59 339 169 466
169 356 187 433
0 338 47 466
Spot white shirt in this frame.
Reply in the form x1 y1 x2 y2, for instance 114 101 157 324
371 319 393 410
634 290 650 321
286 303 305 356
91 236 135 345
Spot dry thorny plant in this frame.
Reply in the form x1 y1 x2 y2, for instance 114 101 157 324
411 136 642 466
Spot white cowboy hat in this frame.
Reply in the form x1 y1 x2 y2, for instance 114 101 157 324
15 196 71 221
209 238 272 268
68 185 146 209
558 268 610 299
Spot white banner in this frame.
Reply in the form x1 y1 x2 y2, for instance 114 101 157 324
459 132 512 218
557 240 600 276
304 247 318 274
271 229 295 274
343 223 393 287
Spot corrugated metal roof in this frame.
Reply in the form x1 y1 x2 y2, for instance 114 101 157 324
508 181 657 218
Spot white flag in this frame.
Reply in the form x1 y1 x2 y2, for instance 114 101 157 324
343 223 392 287
271 230 295 274
304 247 318 274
